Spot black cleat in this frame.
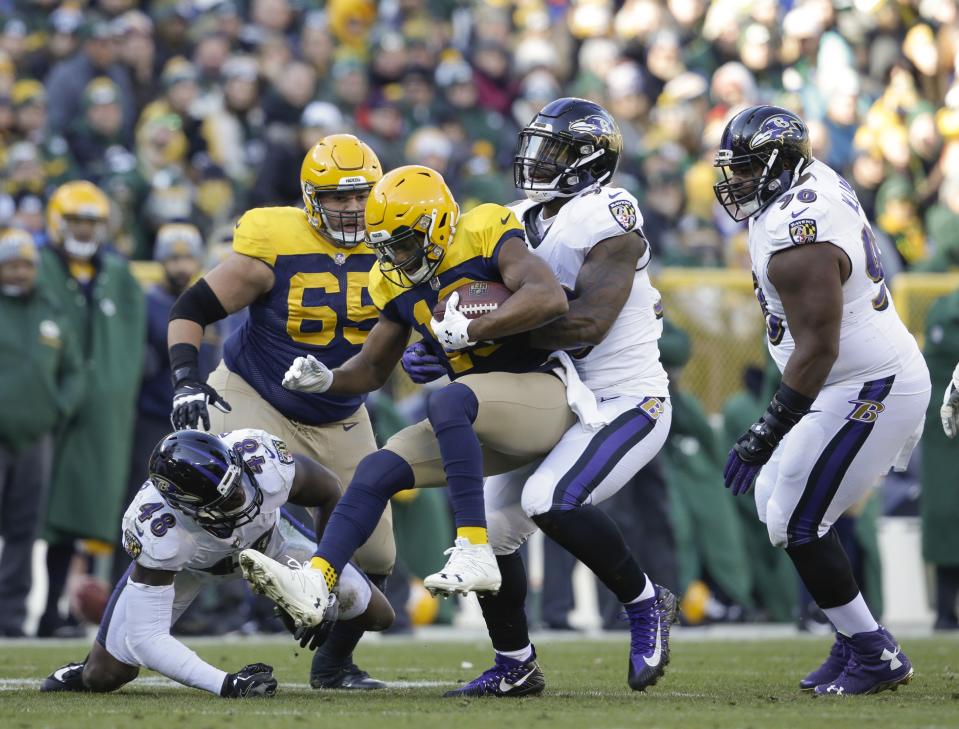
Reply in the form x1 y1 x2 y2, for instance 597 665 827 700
310 662 387 690
40 662 88 692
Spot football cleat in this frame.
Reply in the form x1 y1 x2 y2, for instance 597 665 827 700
311 662 387 690
424 538 501 597
800 632 850 690
443 649 545 698
239 550 335 628
40 662 88 692
625 585 677 691
814 626 913 696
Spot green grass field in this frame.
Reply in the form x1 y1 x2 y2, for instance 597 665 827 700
2 635 958 729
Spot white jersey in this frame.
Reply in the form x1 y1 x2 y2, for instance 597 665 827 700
121 428 295 576
749 159 923 387
509 186 669 397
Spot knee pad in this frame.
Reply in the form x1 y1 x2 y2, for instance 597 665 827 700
487 506 535 556
426 383 478 428
520 472 557 518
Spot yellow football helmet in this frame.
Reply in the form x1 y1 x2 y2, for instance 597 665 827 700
301 134 382 248
46 181 111 260
365 165 460 288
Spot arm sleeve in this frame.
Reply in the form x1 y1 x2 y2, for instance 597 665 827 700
123 579 228 695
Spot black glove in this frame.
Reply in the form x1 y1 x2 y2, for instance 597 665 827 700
220 663 277 698
171 368 231 431
274 593 339 651
724 384 813 495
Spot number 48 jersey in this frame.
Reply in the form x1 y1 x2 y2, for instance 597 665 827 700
120 429 295 575
748 159 922 386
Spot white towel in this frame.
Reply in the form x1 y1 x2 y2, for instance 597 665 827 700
549 351 610 431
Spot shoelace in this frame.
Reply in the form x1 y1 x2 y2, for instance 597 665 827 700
441 545 487 577
624 601 658 655
466 656 516 689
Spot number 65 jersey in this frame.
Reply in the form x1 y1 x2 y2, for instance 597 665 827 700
748 159 923 386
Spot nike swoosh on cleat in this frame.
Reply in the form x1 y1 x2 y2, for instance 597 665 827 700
53 666 76 682
643 618 663 667
499 667 537 692
791 207 809 218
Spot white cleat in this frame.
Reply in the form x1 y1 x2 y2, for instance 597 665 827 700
239 549 331 628
423 538 502 597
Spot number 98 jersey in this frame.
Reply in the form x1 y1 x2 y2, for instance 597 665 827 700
221 207 379 425
748 160 922 386
120 429 295 575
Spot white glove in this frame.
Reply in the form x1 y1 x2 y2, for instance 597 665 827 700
282 355 333 393
430 292 476 351
941 362 959 438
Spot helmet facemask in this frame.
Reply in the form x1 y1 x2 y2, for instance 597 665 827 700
303 179 372 248
514 128 607 202
368 210 447 288
155 456 263 535
713 147 802 222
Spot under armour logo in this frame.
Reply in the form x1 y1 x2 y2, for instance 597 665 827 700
314 597 324 609
826 685 844 695
846 399 885 424
881 647 903 671
439 573 463 582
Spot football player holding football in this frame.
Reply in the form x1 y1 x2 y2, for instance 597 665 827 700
715 105 930 695
165 134 395 689
41 429 393 698
241 165 603 622
420 98 676 697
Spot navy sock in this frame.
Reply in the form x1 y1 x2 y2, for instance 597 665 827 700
316 450 413 572
532 506 647 603
477 552 530 652
426 383 485 530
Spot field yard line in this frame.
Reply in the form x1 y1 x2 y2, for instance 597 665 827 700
0 677 455 691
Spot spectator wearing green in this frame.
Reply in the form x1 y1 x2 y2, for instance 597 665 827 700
660 319 754 620
0 228 83 637
37 180 145 637
922 287 959 629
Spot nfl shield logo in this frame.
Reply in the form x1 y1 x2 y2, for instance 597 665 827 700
788 218 818 245
608 200 637 232
334 253 346 266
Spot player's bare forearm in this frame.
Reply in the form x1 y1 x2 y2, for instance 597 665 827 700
768 243 846 399
288 454 342 538
168 318 204 350
328 316 410 395
468 237 568 341
529 232 644 349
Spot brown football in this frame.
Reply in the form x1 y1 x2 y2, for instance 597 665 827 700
69 574 111 625
432 281 512 321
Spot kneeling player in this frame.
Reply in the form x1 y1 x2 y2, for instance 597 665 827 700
41 429 393 697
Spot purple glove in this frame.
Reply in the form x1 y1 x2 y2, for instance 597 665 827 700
401 342 447 384
723 446 763 496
